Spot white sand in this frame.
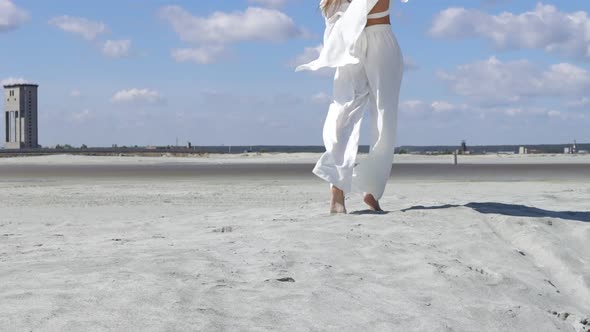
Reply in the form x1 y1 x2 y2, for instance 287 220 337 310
2 152 590 166
1 155 589 331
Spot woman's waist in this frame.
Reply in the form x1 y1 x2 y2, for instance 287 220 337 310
363 23 393 32
366 16 390 27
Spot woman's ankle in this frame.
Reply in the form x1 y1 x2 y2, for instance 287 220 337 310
331 185 347 214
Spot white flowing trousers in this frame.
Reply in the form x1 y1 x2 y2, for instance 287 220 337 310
313 25 404 200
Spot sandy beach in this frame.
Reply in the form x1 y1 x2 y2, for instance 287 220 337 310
1 154 589 331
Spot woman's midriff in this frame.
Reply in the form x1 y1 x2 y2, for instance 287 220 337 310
367 0 391 26
366 16 390 27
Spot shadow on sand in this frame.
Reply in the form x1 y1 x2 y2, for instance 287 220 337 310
400 202 590 223
349 210 391 215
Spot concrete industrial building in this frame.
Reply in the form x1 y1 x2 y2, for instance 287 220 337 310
4 84 39 149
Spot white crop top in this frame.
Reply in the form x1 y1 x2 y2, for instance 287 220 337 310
367 9 390 19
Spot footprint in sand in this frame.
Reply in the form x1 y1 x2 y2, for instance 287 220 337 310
213 226 233 233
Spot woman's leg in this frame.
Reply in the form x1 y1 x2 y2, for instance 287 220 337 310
313 62 371 213
331 185 347 214
359 95 383 212
352 26 404 204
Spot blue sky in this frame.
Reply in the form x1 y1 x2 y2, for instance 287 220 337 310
1 0 589 147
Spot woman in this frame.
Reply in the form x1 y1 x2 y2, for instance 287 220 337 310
296 0 405 214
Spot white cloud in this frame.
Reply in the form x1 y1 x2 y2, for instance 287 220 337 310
438 56 590 105
1 77 29 86
431 101 467 113
399 99 580 125
430 4 590 60
401 97 574 120
311 92 332 104
0 0 29 32
400 100 468 115
159 5 308 64
400 100 428 113
404 56 419 72
503 107 523 117
159 6 305 44
495 105 577 120
545 109 586 120
567 98 590 110
49 15 107 40
72 109 93 123
500 106 553 117
49 16 132 59
248 0 289 8
171 46 225 64
70 90 81 97
111 88 163 104
102 39 131 58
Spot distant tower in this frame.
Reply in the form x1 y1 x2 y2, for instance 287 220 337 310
573 140 577 154
460 140 468 154
4 84 39 149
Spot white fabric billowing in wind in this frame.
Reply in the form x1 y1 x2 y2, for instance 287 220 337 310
295 0 379 71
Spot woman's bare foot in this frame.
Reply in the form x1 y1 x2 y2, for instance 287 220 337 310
364 194 383 212
330 186 347 214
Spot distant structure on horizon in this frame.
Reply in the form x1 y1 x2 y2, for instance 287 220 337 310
458 140 470 155
4 83 39 149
